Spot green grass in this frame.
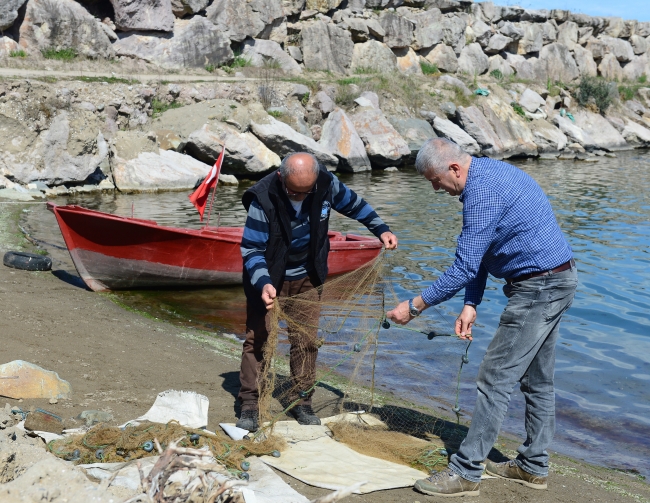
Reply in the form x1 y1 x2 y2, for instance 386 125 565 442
353 67 377 75
268 110 283 118
619 85 635 101
576 76 613 113
420 62 439 75
76 76 139 84
151 98 183 118
489 69 503 80
9 49 27 58
336 77 363 86
510 101 526 117
41 48 77 61
639 74 647 84
205 64 215 73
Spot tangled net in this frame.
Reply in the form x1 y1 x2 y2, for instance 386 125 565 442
259 251 472 472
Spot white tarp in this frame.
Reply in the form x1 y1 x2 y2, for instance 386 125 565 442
120 390 209 429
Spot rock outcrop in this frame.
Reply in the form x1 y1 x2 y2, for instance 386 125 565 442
320 108 372 172
110 0 175 32
351 109 411 167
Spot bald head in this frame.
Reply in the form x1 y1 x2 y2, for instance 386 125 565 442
415 138 471 177
279 152 319 200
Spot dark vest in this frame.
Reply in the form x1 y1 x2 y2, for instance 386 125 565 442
242 167 334 292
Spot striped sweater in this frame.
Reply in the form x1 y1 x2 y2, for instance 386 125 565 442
241 174 390 291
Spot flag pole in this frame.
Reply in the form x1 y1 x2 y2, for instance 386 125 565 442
205 182 218 228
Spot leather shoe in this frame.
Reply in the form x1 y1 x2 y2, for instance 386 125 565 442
289 405 321 425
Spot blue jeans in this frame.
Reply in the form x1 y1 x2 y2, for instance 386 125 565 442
449 265 578 483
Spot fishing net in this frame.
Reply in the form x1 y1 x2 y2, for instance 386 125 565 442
259 251 472 472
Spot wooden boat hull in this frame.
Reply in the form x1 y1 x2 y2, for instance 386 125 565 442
48 203 383 292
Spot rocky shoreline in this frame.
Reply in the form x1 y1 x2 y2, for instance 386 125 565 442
1 0 650 198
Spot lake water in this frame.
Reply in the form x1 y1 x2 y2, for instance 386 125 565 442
25 149 650 477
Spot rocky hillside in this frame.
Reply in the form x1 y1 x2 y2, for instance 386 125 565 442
1 0 650 198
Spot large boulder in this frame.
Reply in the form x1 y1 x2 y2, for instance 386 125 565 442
539 43 580 82
172 0 210 17
301 21 353 74
518 89 545 113
112 149 215 192
206 0 284 43
386 116 436 159
457 42 488 75
541 21 557 44
440 14 466 55
113 17 233 70
306 0 343 13
0 36 19 57
110 0 174 31
487 54 514 78
19 0 114 59
552 110 628 151
598 53 623 81
394 47 422 75
351 109 411 167
573 45 598 77
456 106 505 157
471 19 492 47
505 53 547 81
379 11 414 49
622 55 650 81
556 21 578 50
484 33 512 54
421 44 458 73
185 123 280 175
0 0 27 31
529 118 567 153
319 108 371 172
1 111 108 186
405 8 443 51
431 117 480 155
599 35 634 63
517 22 543 54
630 35 649 56
621 120 650 146
350 40 396 73
250 116 338 170
242 39 301 74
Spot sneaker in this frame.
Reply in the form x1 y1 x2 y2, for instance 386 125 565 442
289 405 321 425
485 459 547 490
236 409 259 431
414 468 480 497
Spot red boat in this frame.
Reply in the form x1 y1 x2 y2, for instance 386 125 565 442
47 203 383 292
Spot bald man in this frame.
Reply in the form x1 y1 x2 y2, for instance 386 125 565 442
237 153 397 430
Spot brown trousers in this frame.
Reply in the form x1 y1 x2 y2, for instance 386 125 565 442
238 277 321 411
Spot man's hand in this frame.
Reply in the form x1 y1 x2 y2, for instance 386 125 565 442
261 284 277 310
455 304 476 340
386 300 412 325
380 232 398 250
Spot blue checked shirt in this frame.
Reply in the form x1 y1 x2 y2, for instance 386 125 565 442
421 157 573 307
241 172 390 291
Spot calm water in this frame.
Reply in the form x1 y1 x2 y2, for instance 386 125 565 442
25 150 650 476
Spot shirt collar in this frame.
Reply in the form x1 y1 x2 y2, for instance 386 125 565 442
459 157 478 202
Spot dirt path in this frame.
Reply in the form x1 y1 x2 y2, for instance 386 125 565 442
0 201 648 503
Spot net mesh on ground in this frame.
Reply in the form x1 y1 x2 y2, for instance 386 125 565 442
259 251 472 472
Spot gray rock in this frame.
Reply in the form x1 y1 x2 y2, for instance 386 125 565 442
573 45 598 78
242 39 301 74
110 0 174 32
636 21 650 37
113 17 233 70
172 0 210 17
606 116 625 132
438 74 471 95
603 16 629 38
0 0 27 31
556 21 578 50
487 54 513 78
577 26 593 46
431 117 480 155
351 109 411 167
630 35 649 56
440 101 456 117
306 0 344 13
424 0 465 12
457 42 489 75
291 84 310 101
499 21 524 41
456 106 505 156
539 43 580 82
550 9 569 23
599 35 634 63
585 38 607 60
350 40 397 73
347 18 370 42
359 91 380 109
299 9 319 19
442 14 467 54
206 0 284 43
529 118 568 153
250 116 338 169
395 47 422 75
541 21 557 44
553 110 628 150
621 120 650 146
476 2 500 23
113 149 215 192
521 9 550 22
186 123 280 174
484 33 512 54
354 97 375 108
283 0 306 15
518 89 545 113
386 116 436 158
0 36 19 58
287 45 303 62
77 410 114 427
517 22 543 54
19 0 114 59
406 8 444 51
379 11 414 49
501 6 524 21
598 53 623 81
471 19 492 47
623 55 649 82
314 91 335 114
319 108 371 172
348 0 365 12
421 43 458 73
301 21 353 74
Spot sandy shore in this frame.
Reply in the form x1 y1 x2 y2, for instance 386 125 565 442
1 200 648 503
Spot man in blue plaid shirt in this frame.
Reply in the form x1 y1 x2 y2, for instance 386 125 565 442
388 138 578 497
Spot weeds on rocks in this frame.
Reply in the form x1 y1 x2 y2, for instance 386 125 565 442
490 69 503 80
42 48 77 61
511 101 526 117
335 84 358 107
9 50 27 58
77 76 139 84
420 62 439 75
152 99 182 118
639 75 647 84
205 64 215 73
619 85 635 101
576 76 612 113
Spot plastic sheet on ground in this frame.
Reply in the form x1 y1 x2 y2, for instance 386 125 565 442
119 390 209 429
259 419 427 494
81 455 308 503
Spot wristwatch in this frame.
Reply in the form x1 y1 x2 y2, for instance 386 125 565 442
408 298 421 317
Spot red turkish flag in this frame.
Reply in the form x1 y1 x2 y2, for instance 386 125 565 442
188 148 225 221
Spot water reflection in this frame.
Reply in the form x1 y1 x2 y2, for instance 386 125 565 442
25 149 650 477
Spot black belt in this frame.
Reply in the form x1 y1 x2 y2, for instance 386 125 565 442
506 259 575 284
